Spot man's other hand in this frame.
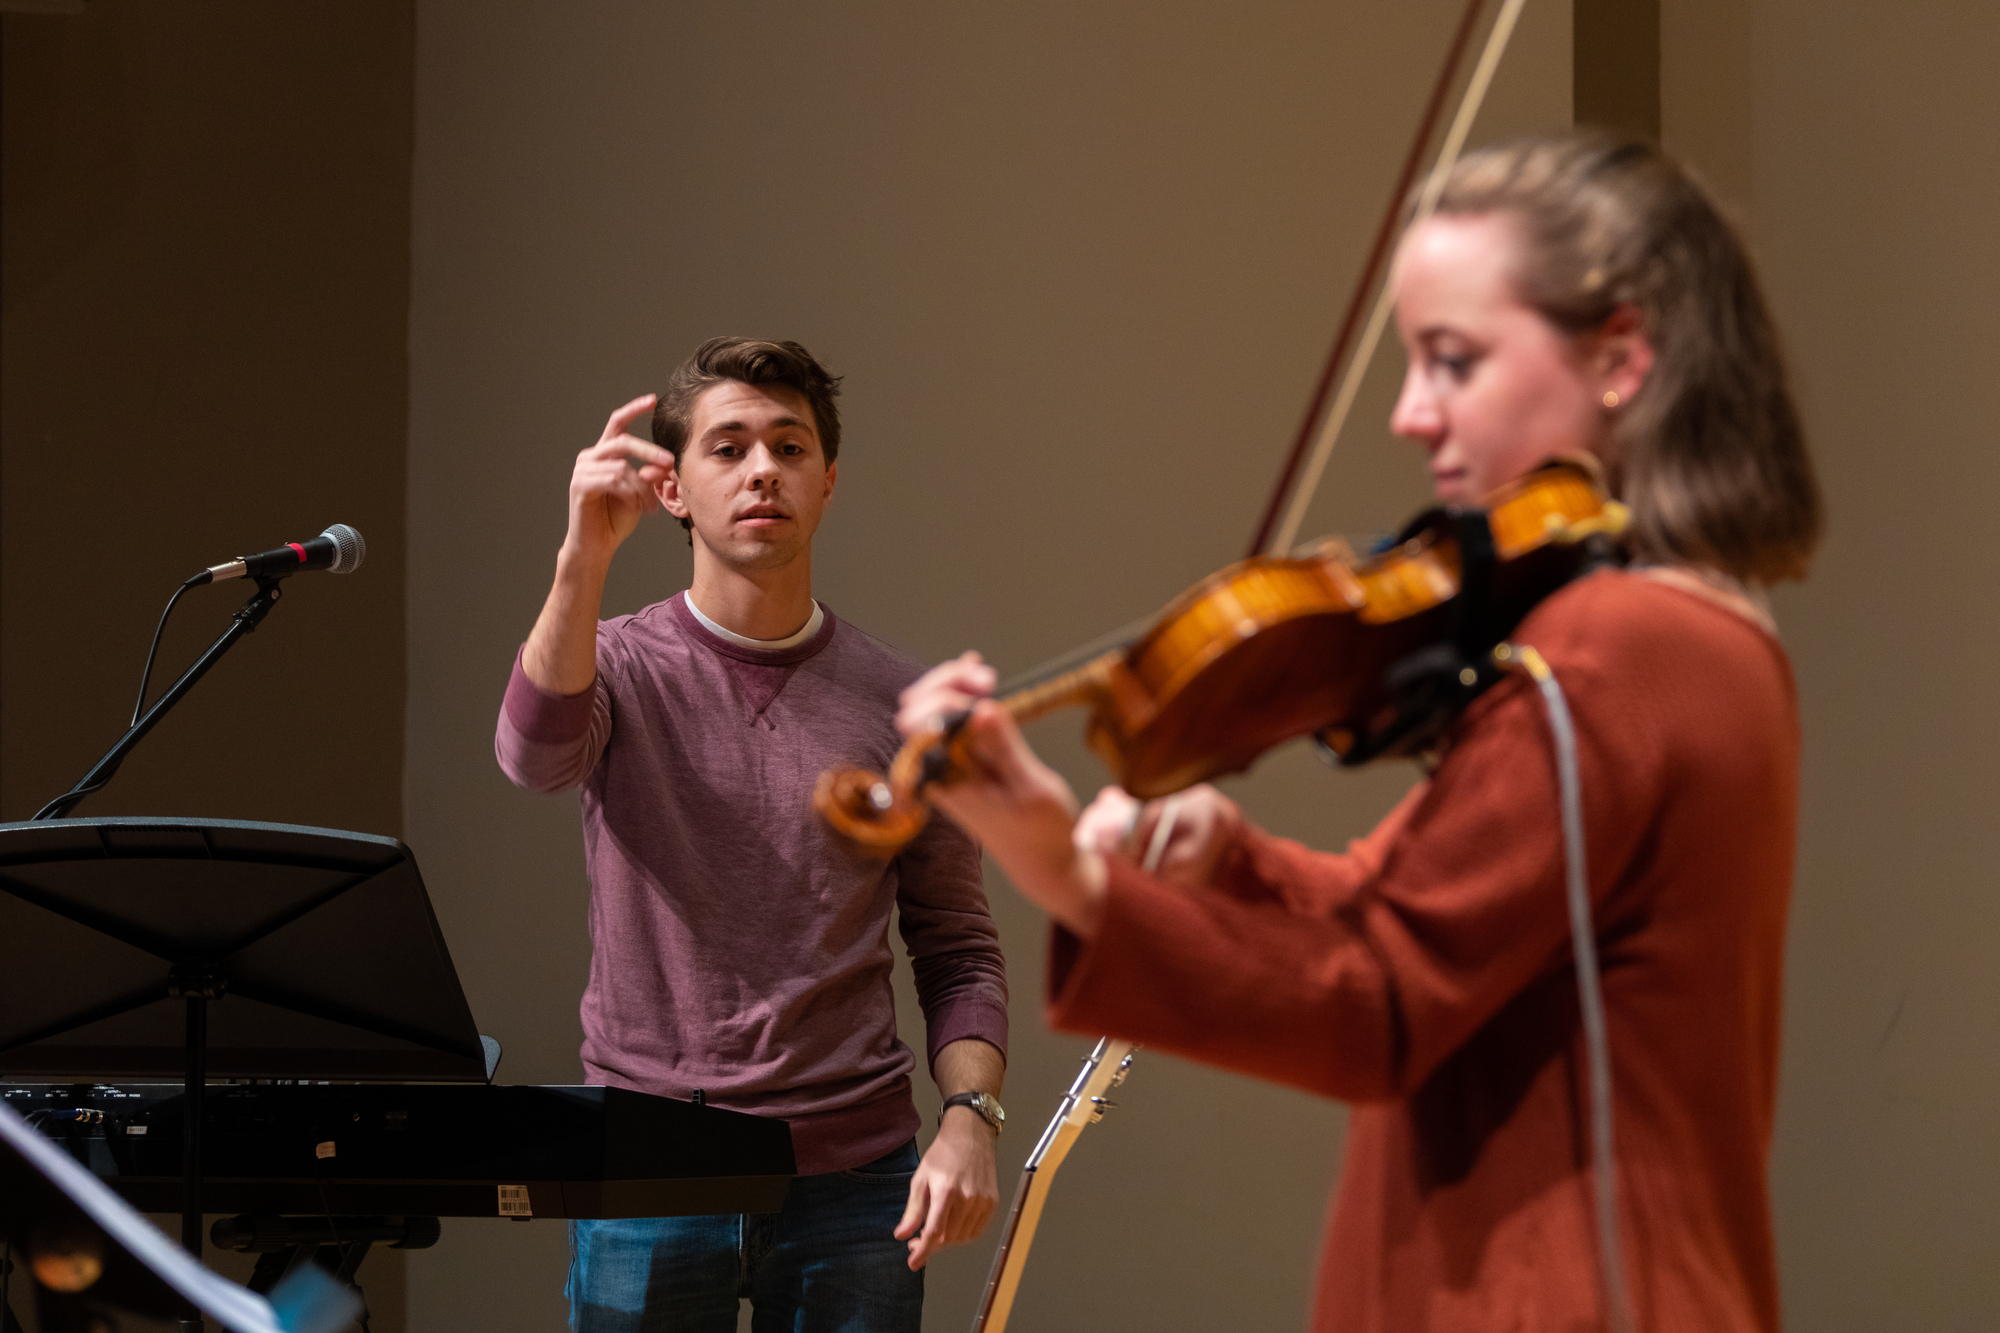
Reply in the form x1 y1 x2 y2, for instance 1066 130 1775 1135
893 1111 999 1271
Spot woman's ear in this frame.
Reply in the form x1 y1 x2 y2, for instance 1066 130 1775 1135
1597 303 1655 403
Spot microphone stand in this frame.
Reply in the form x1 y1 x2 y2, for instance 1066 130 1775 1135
32 575 287 823
27 572 290 1329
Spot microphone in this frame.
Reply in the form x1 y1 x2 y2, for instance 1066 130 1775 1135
188 524 367 585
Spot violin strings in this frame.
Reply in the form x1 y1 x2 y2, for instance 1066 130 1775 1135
993 611 1158 699
992 533 1342 702
1268 0 1530 556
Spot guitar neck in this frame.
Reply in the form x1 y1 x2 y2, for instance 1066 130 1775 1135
967 1038 1134 1333
970 1163 1044 1332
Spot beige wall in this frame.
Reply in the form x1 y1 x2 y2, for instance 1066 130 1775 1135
1730 3 2000 1326
1 3 413 1328
1664 2 2000 1324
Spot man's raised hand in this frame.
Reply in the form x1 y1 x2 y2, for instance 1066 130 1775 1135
524 395 676 695
565 394 677 565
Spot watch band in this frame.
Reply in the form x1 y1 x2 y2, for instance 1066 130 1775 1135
940 1090 1005 1135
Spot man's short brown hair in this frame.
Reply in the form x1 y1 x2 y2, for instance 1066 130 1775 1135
651 336 843 465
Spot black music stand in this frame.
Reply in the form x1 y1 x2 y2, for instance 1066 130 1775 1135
0 818 487 1287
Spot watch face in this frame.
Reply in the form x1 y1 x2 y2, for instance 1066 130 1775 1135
950 1092 1004 1132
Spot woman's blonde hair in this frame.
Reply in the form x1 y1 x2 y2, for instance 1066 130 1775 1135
1436 131 1821 583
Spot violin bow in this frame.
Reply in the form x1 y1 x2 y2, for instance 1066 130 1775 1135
1248 0 1530 559
993 0 1527 700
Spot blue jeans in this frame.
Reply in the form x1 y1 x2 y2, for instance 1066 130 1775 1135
568 1139 925 1332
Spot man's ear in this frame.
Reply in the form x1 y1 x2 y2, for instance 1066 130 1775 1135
656 458 688 520
822 459 837 505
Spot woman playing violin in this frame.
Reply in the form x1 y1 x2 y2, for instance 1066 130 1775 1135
898 132 1820 1332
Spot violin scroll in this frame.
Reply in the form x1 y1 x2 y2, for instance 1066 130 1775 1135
817 659 1121 858
813 707 972 853
814 764 932 856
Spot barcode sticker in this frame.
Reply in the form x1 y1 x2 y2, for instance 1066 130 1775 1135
498 1185 532 1218
315 1141 336 1159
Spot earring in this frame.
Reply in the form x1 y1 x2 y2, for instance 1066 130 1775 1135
1602 390 1621 408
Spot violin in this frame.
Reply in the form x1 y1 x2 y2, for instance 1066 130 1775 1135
815 458 1628 856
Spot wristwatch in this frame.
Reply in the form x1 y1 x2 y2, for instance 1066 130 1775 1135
940 1090 1005 1136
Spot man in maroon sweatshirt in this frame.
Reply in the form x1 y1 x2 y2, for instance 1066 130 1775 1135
495 337 1009 1332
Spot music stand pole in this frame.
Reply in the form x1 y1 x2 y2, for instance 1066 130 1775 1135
178 989 208 1333
165 960 226 1267
183 991 205 1261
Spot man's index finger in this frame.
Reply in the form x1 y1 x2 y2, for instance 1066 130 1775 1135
601 392 660 441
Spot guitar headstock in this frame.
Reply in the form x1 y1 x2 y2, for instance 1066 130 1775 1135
1060 1039 1137 1131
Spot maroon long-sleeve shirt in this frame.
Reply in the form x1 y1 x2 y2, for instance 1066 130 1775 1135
496 593 1007 1174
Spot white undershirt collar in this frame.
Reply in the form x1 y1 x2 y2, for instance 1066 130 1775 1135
685 593 824 651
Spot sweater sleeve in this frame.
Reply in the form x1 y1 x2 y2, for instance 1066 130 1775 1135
1046 658 1665 1103
494 646 615 794
894 813 1010 1073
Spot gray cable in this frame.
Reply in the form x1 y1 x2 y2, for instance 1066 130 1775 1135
1506 643 1635 1333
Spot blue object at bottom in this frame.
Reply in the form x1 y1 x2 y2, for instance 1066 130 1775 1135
568 1139 925 1332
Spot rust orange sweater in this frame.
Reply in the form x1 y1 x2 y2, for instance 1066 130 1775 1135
1047 569 1798 1331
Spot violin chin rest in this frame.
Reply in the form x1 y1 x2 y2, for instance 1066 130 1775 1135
814 765 929 857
